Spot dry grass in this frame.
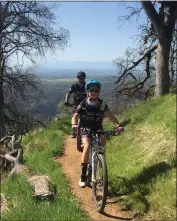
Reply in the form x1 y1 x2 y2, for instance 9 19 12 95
133 124 175 163
1 194 9 215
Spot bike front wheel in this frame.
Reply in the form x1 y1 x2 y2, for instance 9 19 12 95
92 153 108 213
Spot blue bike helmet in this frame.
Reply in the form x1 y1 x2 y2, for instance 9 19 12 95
85 80 101 91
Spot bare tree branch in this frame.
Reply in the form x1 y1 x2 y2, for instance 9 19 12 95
115 45 157 84
114 1 177 101
0 2 69 137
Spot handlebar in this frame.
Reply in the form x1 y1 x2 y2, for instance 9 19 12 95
91 127 125 136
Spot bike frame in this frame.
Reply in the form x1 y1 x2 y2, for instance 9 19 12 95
89 133 106 183
80 128 122 212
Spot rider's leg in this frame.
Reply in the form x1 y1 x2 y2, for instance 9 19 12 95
71 106 77 138
81 137 90 163
79 128 91 187
71 126 76 138
79 136 90 187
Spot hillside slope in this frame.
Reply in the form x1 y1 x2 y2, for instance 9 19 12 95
1 95 175 221
105 94 176 220
1 117 88 221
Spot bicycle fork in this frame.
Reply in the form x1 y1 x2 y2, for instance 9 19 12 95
90 147 105 183
91 151 97 183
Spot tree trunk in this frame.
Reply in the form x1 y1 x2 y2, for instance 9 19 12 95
0 84 5 139
0 4 5 139
169 53 174 85
155 39 171 97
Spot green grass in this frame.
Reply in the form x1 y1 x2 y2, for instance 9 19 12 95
105 94 176 220
1 95 176 221
1 117 88 221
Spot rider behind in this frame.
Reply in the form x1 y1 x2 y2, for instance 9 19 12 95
65 71 87 138
71 80 121 187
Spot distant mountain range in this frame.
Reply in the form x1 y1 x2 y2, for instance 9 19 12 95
43 61 116 69
35 61 118 77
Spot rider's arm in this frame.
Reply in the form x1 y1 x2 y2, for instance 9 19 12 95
72 101 83 125
65 85 74 103
104 109 120 126
65 93 70 103
72 113 79 125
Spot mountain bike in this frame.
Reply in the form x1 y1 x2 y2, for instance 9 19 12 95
66 102 124 211
66 103 83 152
86 127 124 213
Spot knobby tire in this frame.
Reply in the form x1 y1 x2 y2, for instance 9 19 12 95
92 153 108 213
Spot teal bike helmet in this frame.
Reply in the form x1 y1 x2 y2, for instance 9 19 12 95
85 80 101 91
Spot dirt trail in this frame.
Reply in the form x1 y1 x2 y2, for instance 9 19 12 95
57 136 134 221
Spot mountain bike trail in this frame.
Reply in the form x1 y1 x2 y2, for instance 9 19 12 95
57 135 133 221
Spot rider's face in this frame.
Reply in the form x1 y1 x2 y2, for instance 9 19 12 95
88 86 100 99
77 77 85 82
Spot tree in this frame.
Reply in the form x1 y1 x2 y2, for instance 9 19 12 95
141 1 177 97
114 1 177 100
169 28 177 86
3 67 46 135
113 15 158 100
113 44 157 100
0 2 69 138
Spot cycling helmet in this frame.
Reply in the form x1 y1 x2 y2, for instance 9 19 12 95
77 71 86 78
85 80 101 91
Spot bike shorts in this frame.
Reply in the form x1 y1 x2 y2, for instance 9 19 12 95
80 127 102 138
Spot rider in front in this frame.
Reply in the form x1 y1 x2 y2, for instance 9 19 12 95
65 71 87 138
71 80 121 187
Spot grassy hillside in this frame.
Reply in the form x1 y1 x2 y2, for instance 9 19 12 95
1 95 175 221
105 94 176 220
1 117 88 221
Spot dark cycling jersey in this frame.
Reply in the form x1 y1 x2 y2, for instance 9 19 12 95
75 98 109 130
68 82 87 106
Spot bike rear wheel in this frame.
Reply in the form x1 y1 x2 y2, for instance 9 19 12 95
77 126 83 152
92 153 108 213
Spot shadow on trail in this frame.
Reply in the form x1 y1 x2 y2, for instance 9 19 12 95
106 199 119 205
108 161 174 214
101 211 133 220
134 161 172 185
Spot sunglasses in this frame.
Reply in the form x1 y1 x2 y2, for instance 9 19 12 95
78 77 85 80
88 89 99 93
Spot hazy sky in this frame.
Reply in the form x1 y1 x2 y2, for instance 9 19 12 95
25 1 147 69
